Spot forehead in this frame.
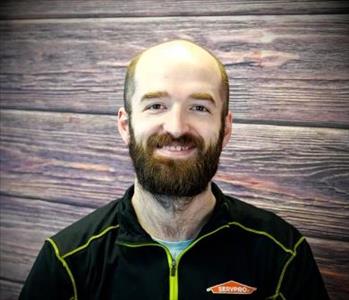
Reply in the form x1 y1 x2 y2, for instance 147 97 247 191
133 43 222 98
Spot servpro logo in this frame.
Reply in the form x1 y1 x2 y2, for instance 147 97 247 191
206 280 257 295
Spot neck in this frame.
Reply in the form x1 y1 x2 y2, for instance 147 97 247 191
131 179 216 241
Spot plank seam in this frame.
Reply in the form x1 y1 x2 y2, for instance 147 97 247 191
0 191 99 209
1 12 349 21
0 276 24 285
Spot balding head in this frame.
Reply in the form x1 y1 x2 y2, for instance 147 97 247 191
123 40 229 117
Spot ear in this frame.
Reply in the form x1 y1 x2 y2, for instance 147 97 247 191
222 111 232 148
117 107 130 145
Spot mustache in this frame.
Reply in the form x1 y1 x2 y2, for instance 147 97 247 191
147 132 204 149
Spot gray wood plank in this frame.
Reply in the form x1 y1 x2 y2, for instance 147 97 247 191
0 279 22 300
1 15 348 126
1 0 348 19
1 110 348 241
307 237 349 300
0 195 92 282
0 195 347 299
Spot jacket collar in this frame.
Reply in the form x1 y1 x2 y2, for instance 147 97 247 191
116 182 232 244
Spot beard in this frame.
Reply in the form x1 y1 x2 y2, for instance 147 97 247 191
128 122 225 198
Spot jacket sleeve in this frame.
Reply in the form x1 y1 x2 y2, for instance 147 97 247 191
19 240 75 300
277 237 330 300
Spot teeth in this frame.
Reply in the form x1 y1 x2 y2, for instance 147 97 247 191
162 145 190 151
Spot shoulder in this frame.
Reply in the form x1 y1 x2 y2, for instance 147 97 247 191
48 199 121 257
223 193 303 253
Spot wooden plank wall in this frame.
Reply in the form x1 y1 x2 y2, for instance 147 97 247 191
0 1 348 299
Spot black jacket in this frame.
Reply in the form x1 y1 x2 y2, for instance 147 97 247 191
20 183 329 300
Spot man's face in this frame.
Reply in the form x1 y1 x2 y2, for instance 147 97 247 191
122 44 231 197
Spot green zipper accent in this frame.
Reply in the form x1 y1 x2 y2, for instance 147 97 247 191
117 241 176 300
170 224 231 300
118 224 230 300
118 220 298 300
168 252 177 300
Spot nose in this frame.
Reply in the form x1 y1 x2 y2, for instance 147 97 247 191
162 107 189 138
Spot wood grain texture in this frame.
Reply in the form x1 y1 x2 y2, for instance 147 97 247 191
0 194 348 299
1 15 348 126
1 0 349 19
307 237 349 300
1 110 348 241
0 195 93 282
0 279 22 300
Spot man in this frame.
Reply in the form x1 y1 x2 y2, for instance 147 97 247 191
20 40 329 299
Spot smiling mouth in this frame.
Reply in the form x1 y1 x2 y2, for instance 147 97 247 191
155 143 196 157
160 145 192 151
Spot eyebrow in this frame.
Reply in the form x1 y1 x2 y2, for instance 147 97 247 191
140 91 169 102
140 91 216 106
189 92 216 106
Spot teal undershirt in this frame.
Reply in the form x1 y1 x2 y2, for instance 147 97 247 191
152 237 194 259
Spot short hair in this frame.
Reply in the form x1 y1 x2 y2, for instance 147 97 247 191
123 43 229 117
123 53 142 115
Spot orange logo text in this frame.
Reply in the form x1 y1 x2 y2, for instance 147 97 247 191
206 280 257 295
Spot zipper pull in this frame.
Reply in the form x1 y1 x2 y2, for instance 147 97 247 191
170 259 176 276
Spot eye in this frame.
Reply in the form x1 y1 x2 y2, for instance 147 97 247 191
191 105 210 113
145 103 167 111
